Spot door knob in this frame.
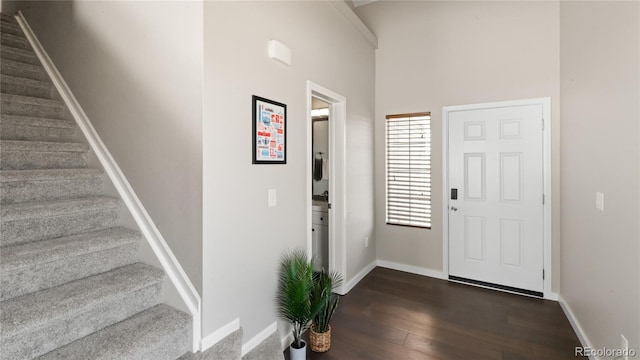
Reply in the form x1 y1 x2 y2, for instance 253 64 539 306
450 206 458 212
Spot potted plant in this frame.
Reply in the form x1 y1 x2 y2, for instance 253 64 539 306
276 249 321 360
309 269 343 353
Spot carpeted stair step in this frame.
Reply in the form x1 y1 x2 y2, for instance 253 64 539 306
0 169 101 204
0 140 88 170
1 20 23 37
38 304 191 360
179 328 242 360
1 93 64 118
2 74 53 99
1 121 75 142
1 114 75 142
1 58 49 82
0 13 14 23
0 263 165 360
1 45 39 65
1 114 74 129
0 227 141 301
0 196 119 247
1 32 30 50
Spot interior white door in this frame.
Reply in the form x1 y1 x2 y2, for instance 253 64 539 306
448 104 544 293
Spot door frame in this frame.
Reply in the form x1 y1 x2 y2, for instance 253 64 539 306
441 97 554 299
306 81 347 295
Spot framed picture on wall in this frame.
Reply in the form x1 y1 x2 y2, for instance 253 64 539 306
252 95 287 164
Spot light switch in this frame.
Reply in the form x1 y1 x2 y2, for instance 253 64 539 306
268 189 277 207
596 192 604 211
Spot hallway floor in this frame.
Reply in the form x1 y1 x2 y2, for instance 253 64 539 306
287 267 584 360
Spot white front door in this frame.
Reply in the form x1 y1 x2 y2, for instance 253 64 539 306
448 103 544 293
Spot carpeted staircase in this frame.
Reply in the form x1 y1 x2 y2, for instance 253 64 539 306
0 12 193 360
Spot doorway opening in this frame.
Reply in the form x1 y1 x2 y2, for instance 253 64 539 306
306 81 347 295
311 98 330 271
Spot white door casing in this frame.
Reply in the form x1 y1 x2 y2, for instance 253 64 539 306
443 98 552 297
306 81 347 295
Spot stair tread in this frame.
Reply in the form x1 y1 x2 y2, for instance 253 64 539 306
0 263 165 337
0 168 101 182
1 140 88 152
1 196 119 221
0 227 140 272
1 73 50 89
0 19 20 29
0 23 24 40
0 13 14 23
0 44 37 58
1 32 25 42
1 33 28 50
1 93 61 108
38 304 190 360
0 43 29 53
1 115 75 129
1 57 44 72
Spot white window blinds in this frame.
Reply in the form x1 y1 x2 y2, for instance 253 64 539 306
385 112 431 229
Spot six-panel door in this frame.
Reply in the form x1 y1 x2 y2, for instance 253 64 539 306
448 104 544 293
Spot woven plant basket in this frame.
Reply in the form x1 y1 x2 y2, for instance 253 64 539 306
309 325 331 352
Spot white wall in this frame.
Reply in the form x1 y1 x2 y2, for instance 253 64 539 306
560 1 640 352
355 1 561 290
4 1 205 293
202 1 375 342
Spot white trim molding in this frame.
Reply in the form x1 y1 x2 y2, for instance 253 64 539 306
345 260 376 293
377 260 446 280
545 291 559 301
201 318 240 352
306 81 348 296
559 296 596 360
242 322 278 356
441 97 554 301
14 11 202 352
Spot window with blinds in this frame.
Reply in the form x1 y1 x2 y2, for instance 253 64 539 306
385 112 431 229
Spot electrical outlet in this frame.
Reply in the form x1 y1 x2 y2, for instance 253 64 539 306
365 236 369 248
621 334 629 360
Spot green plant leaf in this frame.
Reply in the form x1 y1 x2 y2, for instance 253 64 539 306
310 268 343 333
276 248 315 347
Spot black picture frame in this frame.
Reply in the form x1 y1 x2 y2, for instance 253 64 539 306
252 95 287 164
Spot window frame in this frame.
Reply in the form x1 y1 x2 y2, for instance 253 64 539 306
385 111 432 229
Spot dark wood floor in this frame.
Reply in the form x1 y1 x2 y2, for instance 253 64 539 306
285 267 584 360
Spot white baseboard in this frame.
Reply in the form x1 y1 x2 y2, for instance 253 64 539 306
559 295 596 360
14 11 202 352
281 331 294 352
242 322 277 356
545 291 559 301
201 318 240 352
344 260 376 293
376 260 446 280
